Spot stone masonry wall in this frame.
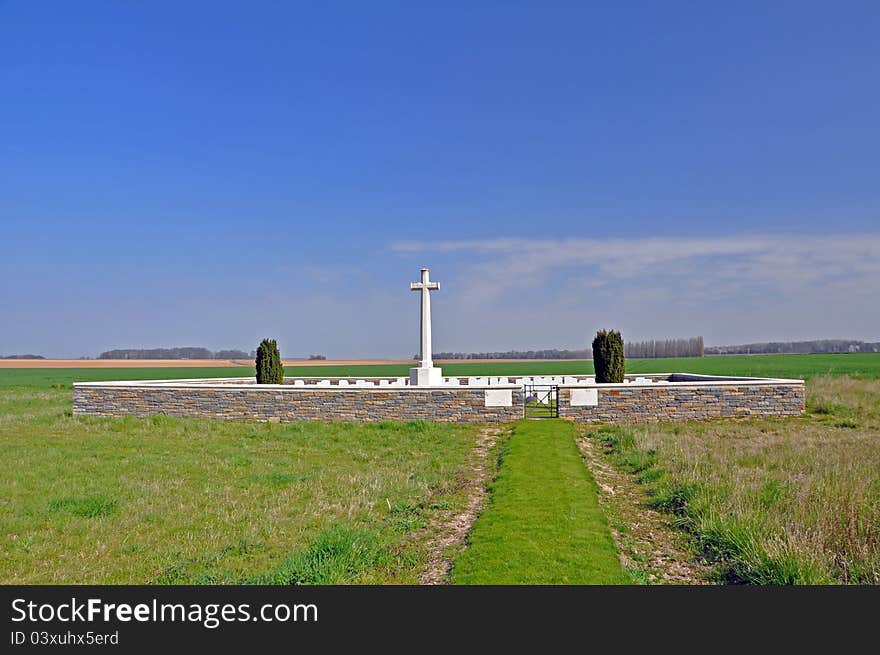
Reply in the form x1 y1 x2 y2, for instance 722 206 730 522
73 380 805 425
558 383 805 423
73 385 524 424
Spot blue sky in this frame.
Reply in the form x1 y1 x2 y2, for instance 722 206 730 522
1 1 878 357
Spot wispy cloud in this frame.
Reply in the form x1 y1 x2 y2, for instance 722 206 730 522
390 233 880 347
392 233 880 283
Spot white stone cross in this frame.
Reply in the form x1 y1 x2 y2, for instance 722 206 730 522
409 267 443 385
410 267 440 368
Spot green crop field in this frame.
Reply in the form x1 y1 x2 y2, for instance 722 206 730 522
2 352 880 388
0 367 253 388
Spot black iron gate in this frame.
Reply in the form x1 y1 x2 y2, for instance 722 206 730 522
523 384 558 419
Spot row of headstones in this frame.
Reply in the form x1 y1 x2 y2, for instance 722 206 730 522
283 375 662 388
481 376 587 386
285 376 594 388
469 376 660 386
288 378 410 387
465 375 663 386
285 377 525 388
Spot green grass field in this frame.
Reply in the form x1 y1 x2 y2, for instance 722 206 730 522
592 376 880 584
3 352 879 388
2 352 878 585
0 386 481 584
452 420 628 584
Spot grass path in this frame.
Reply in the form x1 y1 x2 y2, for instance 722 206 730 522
452 420 628 584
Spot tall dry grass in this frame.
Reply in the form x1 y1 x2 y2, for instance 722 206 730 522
593 376 880 584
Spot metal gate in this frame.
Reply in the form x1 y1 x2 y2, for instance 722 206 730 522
523 384 558 419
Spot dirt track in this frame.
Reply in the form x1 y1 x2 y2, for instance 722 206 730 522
0 359 402 369
0 358 587 369
0 359 248 369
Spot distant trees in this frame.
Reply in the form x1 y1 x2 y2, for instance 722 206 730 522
625 336 704 359
213 350 250 359
255 339 284 384
99 337 875 364
705 340 880 355
428 339 704 360
99 347 213 359
0 354 45 359
99 347 250 360
427 349 593 360
429 336 880 360
593 330 625 383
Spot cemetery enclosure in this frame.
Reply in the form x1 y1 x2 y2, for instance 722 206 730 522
3 366 872 585
73 373 804 423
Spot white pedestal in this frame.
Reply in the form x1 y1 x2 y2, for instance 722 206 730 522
409 366 443 386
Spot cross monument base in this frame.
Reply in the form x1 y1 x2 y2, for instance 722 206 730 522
409 366 443 387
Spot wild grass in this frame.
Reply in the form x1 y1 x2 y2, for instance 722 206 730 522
0 387 479 584
591 376 880 584
452 420 628 584
47 495 119 518
245 527 396 585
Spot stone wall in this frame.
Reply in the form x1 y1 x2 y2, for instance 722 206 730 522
557 382 805 423
73 376 805 425
73 384 524 424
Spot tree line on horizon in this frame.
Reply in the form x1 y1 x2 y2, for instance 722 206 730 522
427 348 594 360
98 347 254 360
96 347 329 360
428 337 705 360
625 336 704 359
93 337 879 361
426 336 880 360
704 339 880 355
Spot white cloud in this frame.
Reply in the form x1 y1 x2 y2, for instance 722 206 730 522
5 233 877 357
391 233 880 348
393 233 880 279
392 233 880 291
